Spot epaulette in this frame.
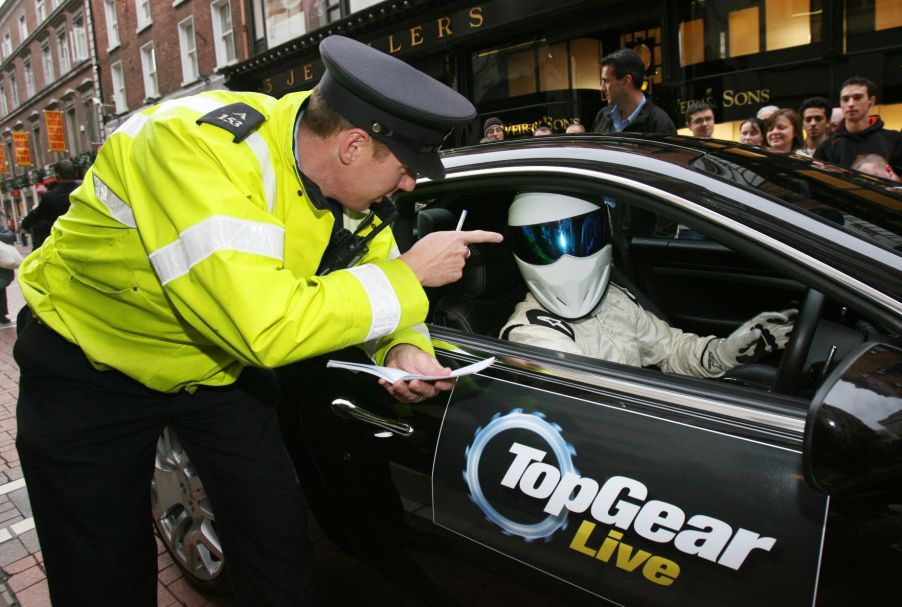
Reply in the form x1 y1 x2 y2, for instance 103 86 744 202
196 102 266 143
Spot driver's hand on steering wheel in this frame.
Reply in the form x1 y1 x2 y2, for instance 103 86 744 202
704 309 797 372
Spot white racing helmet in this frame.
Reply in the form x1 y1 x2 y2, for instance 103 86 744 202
507 192 612 319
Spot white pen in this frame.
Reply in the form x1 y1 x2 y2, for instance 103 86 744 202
455 209 468 231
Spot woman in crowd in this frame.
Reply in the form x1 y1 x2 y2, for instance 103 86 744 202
765 109 804 154
738 117 767 147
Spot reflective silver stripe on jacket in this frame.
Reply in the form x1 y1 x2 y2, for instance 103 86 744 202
344 265 402 342
93 174 136 228
112 97 278 213
149 215 284 285
244 133 277 213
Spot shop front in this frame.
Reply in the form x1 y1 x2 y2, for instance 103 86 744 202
225 0 902 145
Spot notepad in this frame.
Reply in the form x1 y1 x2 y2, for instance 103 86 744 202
326 356 496 382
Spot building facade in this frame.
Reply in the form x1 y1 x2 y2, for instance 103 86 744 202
224 0 902 145
0 0 100 230
91 0 250 138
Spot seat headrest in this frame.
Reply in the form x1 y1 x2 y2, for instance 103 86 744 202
414 208 457 239
444 242 521 300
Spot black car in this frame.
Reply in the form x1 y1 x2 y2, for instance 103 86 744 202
152 135 902 606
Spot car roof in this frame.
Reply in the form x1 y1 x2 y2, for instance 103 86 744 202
434 134 902 308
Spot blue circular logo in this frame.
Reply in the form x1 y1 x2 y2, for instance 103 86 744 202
463 409 577 542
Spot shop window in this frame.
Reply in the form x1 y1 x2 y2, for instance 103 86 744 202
679 18 704 66
847 0 902 36
539 43 568 92
765 0 812 51
506 48 535 96
570 38 601 90
473 38 602 104
729 7 759 57
620 28 663 85
679 0 821 67
876 0 902 29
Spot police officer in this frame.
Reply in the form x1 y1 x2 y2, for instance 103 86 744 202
500 193 794 376
15 35 501 606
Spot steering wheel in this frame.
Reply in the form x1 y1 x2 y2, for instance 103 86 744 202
773 288 825 395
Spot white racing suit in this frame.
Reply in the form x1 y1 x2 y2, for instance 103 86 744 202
500 284 723 377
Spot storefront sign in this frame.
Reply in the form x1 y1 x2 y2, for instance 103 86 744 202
12 132 31 167
0 148 7 175
262 5 487 95
44 110 66 152
505 116 583 136
677 87 772 121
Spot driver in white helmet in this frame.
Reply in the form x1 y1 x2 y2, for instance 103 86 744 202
500 192 796 377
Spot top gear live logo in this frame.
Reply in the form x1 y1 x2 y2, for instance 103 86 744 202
463 409 779 587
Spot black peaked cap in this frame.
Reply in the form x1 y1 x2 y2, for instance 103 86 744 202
318 35 476 181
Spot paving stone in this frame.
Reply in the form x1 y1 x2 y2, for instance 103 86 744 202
166 577 211 607
157 563 183 585
2 555 35 575
157 582 181 607
0 539 28 568
7 488 29 518
11 578 50 607
4 468 21 482
18 530 39 555
8 564 45 593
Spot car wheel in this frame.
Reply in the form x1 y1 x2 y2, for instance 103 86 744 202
151 427 229 593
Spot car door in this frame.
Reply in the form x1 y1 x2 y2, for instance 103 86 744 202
282 327 830 607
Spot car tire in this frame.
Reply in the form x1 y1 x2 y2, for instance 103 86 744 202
152 427 229 594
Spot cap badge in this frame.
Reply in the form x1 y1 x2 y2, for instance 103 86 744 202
371 122 383 133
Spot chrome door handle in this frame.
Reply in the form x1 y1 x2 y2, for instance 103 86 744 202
330 399 413 437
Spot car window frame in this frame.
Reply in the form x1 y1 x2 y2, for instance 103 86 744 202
395 164 899 420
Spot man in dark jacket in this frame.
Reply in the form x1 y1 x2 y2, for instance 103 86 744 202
22 160 79 248
591 48 676 135
814 76 902 175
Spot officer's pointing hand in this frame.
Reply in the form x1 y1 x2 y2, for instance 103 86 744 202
400 230 503 287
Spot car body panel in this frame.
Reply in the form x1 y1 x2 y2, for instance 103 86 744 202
432 364 827 606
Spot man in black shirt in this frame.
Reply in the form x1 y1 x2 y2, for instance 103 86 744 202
814 76 902 175
22 160 79 248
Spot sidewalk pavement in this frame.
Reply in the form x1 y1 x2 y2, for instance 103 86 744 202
0 244 235 607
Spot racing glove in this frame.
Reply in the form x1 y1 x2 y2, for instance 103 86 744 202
703 309 797 374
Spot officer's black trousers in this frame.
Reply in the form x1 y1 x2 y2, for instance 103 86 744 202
14 307 318 606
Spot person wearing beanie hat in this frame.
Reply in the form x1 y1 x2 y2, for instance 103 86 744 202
14 34 503 606
483 116 505 142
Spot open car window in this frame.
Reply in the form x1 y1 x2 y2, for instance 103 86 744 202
392 171 899 402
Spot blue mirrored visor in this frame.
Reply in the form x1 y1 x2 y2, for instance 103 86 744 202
507 207 608 265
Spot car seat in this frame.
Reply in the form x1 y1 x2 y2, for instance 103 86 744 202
414 208 526 336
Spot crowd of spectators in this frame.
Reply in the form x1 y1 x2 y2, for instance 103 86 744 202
478 48 901 182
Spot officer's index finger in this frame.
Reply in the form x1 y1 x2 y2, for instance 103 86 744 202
459 230 504 244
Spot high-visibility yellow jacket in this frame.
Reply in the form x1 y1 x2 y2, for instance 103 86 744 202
18 90 432 393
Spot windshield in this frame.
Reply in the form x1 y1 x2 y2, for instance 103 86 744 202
690 146 902 254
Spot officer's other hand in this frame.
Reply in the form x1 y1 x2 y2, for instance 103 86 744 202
707 308 797 371
379 344 455 403
399 230 504 287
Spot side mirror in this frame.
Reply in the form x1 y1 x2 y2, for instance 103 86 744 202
803 342 902 496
